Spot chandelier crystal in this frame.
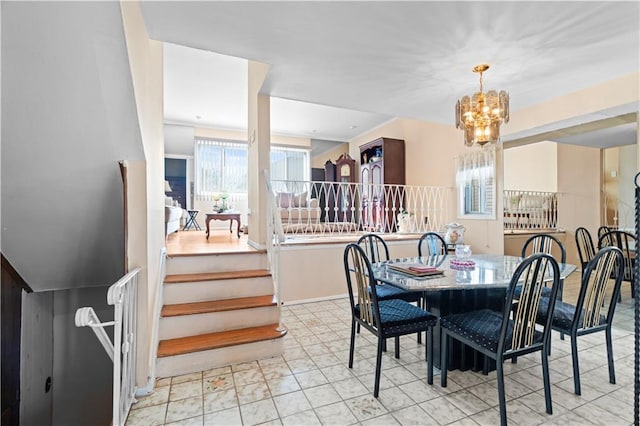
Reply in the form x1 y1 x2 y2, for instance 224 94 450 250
455 64 509 147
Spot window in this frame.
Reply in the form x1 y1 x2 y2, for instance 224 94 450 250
195 138 248 200
456 148 495 219
194 138 310 200
270 146 309 182
270 146 310 193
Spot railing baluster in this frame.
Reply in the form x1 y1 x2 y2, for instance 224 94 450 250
268 179 449 239
76 267 141 426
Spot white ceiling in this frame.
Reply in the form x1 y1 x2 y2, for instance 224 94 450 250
147 1 639 148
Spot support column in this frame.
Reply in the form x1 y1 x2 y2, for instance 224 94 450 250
247 61 271 249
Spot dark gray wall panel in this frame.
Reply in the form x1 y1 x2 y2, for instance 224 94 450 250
1 2 145 291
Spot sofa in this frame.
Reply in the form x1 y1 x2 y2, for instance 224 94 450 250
165 197 183 235
276 192 321 231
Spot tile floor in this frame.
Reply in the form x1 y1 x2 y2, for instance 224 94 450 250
127 278 636 426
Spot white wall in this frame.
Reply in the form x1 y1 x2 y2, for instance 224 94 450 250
165 124 195 156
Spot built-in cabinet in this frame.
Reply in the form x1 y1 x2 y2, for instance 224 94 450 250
359 138 405 232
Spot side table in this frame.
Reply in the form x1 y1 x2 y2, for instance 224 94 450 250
205 212 241 239
183 209 201 231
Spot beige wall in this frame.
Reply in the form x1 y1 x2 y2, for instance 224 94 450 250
311 143 350 170
280 239 420 303
505 72 640 136
556 143 601 266
348 118 505 255
618 144 637 230
504 141 558 192
121 0 165 387
247 62 271 248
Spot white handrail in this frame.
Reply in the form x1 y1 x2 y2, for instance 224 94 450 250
264 170 284 328
75 267 141 426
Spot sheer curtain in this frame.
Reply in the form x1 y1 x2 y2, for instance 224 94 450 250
455 147 495 218
270 146 310 192
194 138 248 201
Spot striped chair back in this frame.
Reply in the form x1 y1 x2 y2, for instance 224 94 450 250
357 234 390 264
575 227 596 272
577 246 624 329
504 253 560 353
344 243 379 330
418 232 447 257
521 234 566 264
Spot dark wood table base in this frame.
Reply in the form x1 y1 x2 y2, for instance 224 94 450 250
205 213 241 239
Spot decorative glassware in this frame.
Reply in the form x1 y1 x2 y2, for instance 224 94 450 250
455 244 471 260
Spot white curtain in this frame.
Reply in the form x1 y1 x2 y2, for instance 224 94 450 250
455 148 495 217
194 138 248 201
270 146 310 192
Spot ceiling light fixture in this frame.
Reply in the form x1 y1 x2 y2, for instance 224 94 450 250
455 64 509 147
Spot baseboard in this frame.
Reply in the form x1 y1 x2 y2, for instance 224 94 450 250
282 293 349 306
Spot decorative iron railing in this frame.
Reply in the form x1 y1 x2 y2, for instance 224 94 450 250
75 268 140 426
503 190 558 231
270 179 449 238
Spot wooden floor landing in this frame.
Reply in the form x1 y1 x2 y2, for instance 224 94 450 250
165 229 255 256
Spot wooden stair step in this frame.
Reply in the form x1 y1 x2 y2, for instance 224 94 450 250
157 324 287 357
161 295 276 317
165 269 271 284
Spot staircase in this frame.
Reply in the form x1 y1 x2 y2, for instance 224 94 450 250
156 250 287 378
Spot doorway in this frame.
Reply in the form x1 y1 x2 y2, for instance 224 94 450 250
165 158 187 209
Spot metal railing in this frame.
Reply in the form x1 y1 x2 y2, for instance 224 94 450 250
270 179 449 238
75 268 140 426
503 190 558 231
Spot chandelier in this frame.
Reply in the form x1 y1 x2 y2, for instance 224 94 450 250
455 64 509 147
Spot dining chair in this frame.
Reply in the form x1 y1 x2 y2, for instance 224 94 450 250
357 234 424 346
357 234 422 305
343 243 438 396
417 232 447 257
520 233 566 300
597 229 636 299
575 227 596 274
535 246 624 396
440 253 561 426
597 225 614 243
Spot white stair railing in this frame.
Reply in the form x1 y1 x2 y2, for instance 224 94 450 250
75 267 141 426
264 170 284 328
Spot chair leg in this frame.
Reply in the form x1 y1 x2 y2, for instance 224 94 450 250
395 336 400 359
541 344 553 415
427 327 433 385
349 319 356 368
440 330 448 387
382 338 387 352
374 336 384 398
570 334 581 395
496 360 507 426
357 322 360 334
417 330 422 344
606 328 616 385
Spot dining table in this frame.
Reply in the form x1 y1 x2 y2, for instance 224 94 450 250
370 254 577 372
